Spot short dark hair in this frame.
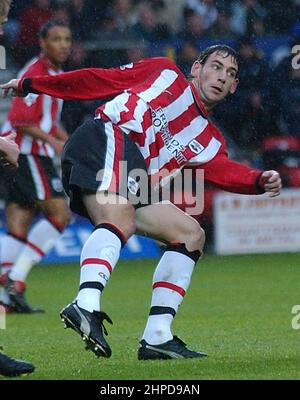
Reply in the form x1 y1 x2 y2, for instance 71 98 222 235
197 44 239 77
39 20 70 39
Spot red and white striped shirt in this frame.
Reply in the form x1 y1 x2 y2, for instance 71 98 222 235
2 55 63 158
97 65 222 177
22 57 263 194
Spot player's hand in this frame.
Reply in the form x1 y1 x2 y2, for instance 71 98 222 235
0 133 20 169
0 79 24 98
260 170 281 197
48 137 65 154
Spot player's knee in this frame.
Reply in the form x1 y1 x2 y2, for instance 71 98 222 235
185 223 205 253
45 208 71 231
104 204 136 239
8 229 27 241
120 207 136 238
53 209 71 227
8 223 31 239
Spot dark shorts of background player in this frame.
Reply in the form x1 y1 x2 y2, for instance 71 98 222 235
61 118 149 219
3 154 66 208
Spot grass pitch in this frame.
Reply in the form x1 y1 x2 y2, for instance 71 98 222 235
1 253 300 380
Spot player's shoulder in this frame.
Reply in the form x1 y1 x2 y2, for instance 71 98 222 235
18 56 47 79
141 57 181 72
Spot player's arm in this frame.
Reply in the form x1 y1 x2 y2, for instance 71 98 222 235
55 124 68 143
17 126 64 154
7 91 65 153
0 57 177 101
200 153 281 197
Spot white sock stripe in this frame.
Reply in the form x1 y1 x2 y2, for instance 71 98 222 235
79 263 111 287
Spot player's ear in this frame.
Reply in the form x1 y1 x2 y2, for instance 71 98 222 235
229 78 239 94
190 60 202 78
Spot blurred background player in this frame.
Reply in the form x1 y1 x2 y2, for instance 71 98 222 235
0 19 72 313
0 0 34 377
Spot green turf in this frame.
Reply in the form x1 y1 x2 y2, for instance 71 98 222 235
1 253 300 380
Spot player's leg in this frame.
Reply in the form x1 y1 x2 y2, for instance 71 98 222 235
61 192 135 358
11 156 71 283
7 199 69 283
135 201 207 359
0 202 34 310
60 196 135 359
21 196 71 271
75 192 134 311
59 118 142 358
3 155 69 312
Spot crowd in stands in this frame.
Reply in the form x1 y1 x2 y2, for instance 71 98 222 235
1 0 300 241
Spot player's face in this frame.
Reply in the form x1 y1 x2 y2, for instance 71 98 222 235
191 51 239 110
40 26 72 66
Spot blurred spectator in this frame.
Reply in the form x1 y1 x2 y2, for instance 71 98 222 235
270 36 300 127
264 0 296 34
232 37 271 147
147 0 168 13
237 37 269 94
61 39 96 134
131 2 172 43
98 8 120 39
178 8 207 44
52 3 70 25
176 41 200 76
213 37 272 150
15 0 53 65
112 0 136 34
277 67 300 136
5 0 32 19
144 0 183 33
86 0 113 29
233 91 273 149
184 0 218 30
158 0 186 33
67 0 95 41
207 9 237 39
248 15 266 37
261 136 300 187
230 0 266 37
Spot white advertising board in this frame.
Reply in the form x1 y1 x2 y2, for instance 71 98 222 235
214 188 300 254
